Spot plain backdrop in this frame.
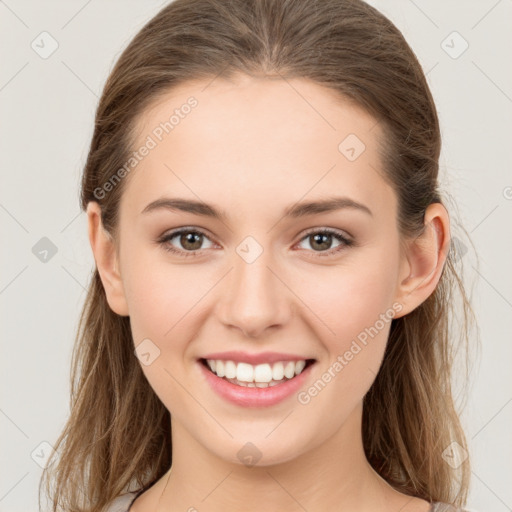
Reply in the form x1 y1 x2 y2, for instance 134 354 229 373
1 1 511 511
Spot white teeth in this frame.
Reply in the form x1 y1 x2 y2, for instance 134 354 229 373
226 378 284 388
224 361 237 379
236 362 254 382
254 363 273 383
272 362 284 381
215 360 225 378
204 358 311 384
284 361 296 379
295 360 306 374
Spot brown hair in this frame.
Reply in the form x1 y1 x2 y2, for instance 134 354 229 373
40 0 477 510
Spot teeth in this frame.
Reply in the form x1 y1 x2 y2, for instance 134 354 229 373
295 360 306 374
284 361 295 379
204 358 311 384
225 361 237 379
272 362 284 381
253 363 272 383
225 378 283 388
237 362 255 382
214 360 225 377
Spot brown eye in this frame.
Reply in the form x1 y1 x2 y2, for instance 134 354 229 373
158 228 215 257
297 228 354 257
309 233 335 251
179 232 204 251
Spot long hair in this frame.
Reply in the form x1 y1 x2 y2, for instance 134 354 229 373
39 0 477 510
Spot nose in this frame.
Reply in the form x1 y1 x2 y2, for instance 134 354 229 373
216 246 291 338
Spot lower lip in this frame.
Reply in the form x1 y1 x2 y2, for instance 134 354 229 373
198 360 315 408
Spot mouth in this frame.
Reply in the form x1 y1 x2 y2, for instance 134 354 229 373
198 357 317 388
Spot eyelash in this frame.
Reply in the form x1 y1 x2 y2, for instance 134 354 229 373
157 226 354 259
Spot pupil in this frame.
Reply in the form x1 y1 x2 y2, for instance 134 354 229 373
312 233 331 250
182 232 202 250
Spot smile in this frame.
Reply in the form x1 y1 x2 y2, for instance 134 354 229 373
202 358 315 388
198 358 317 407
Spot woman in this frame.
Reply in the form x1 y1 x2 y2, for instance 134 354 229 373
40 0 476 510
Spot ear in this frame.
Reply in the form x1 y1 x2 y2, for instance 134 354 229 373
86 201 129 316
393 202 451 318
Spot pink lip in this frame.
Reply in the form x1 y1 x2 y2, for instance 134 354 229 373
197 359 316 408
200 350 314 365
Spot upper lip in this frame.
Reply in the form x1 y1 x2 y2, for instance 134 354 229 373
200 351 315 365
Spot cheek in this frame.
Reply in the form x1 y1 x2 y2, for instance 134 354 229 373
301 252 399 343
294 249 400 403
124 235 401 349
120 239 200 340
122 260 204 412
294 259 399 424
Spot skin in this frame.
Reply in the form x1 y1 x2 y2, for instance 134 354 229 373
87 74 450 512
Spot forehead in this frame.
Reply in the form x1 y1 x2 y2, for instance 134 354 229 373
122 74 395 221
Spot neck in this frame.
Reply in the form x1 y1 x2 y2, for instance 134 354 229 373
154 402 406 512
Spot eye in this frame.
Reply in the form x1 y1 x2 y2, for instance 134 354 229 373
158 227 215 257
157 227 354 259
295 228 354 257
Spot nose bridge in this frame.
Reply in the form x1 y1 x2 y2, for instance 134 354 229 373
218 236 289 337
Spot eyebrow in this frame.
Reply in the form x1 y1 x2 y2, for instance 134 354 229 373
140 196 373 220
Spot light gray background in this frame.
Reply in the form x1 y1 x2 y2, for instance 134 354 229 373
1 1 511 511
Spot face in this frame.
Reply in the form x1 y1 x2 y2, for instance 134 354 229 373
104 74 410 467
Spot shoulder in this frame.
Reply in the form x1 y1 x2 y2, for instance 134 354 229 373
103 491 139 512
430 502 479 512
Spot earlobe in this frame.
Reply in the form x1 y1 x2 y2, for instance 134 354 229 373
394 203 451 318
86 201 129 317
